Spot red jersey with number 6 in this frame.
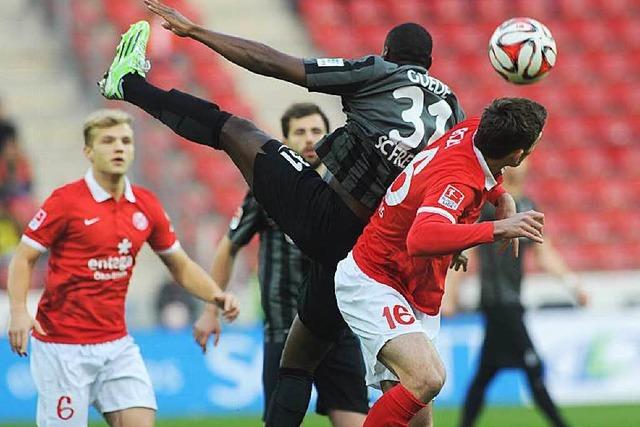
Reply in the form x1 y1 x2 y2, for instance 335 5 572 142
352 118 503 315
22 170 180 344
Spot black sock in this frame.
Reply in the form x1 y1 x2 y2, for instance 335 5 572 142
264 367 313 427
121 74 231 148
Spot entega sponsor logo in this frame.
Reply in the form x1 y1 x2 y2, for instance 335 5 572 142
87 238 134 280
87 256 134 272
87 256 133 281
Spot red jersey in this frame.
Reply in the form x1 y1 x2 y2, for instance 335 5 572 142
22 170 179 344
352 118 502 315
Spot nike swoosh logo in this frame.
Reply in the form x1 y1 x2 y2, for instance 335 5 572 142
84 217 100 226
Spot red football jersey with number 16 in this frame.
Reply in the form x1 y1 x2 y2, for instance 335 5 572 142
353 118 502 315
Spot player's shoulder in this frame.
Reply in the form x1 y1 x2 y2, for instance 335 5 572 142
433 119 486 186
48 178 88 201
131 184 162 205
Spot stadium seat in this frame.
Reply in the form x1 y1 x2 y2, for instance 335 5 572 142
382 0 426 23
347 0 386 27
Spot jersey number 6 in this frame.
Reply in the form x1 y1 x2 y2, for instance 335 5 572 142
57 395 75 420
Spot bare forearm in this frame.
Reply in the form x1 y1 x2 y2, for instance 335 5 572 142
188 26 305 85
172 259 221 303
210 249 234 291
8 256 34 312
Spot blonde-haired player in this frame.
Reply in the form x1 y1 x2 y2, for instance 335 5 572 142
7 109 239 427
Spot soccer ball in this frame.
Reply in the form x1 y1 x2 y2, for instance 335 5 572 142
488 17 557 84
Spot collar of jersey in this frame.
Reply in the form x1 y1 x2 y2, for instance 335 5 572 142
472 144 498 191
84 169 136 203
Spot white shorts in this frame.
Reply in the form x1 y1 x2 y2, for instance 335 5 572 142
335 252 441 388
30 335 157 427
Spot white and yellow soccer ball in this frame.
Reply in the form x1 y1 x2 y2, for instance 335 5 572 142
489 17 557 84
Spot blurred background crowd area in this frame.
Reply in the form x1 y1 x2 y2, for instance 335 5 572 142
0 0 639 330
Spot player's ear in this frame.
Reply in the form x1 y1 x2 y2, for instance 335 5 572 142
83 143 94 162
510 149 525 166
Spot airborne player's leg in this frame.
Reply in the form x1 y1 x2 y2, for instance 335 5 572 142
100 21 361 267
101 23 364 427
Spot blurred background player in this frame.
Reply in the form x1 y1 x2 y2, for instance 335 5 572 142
6 109 239 427
334 98 548 427
193 102 368 426
442 162 589 427
99 11 480 425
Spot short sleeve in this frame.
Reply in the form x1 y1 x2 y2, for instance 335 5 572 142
451 95 466 122
146 197 179 254
228 192 266 247
415 180 477 225
304 55 383 95
22 191 68 252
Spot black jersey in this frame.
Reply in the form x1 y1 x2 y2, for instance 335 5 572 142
304 55 465 210
228 192 309 342
478 197 537 309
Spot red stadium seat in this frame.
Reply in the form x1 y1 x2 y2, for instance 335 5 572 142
473 0 513 24
291 0 640 270
299 0 346 27
513 0 554 22
347 0 386 27
382 0 426 24
430 0 470 24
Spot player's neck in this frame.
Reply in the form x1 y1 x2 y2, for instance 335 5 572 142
484 158 506 177
92 169 126 200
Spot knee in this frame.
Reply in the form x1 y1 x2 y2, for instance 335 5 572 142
406 364 446 402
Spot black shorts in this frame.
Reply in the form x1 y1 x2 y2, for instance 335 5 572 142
262 331 369 419
253 140 365 340
479 306 542 370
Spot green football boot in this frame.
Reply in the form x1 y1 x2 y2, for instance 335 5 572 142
98 20 151 100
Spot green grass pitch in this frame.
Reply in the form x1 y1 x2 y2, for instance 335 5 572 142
1 404 637 427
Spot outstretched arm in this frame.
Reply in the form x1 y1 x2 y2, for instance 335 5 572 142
159 248 240 321
144 0 306 86
532 239 589 306
407 210 544 258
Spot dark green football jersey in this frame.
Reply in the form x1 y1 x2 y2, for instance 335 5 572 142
228 192 308 343
478 197 537 309
304 55 465 209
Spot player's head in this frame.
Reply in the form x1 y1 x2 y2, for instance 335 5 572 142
383 23 433 70
474 98 547 167
83 109 135 176
281 102 330 168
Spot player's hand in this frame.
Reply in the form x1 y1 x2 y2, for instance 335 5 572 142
8 309 46 357
494 193 519 257
144 0 196 37
193 306 221 353
213 292 240 322
449 252 468 272
493 210 544 244
574 286 589 307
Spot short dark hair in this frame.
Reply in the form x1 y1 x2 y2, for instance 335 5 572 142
280 102 330 138
0 120 17 152
384 23 433 69
474 98 547 159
